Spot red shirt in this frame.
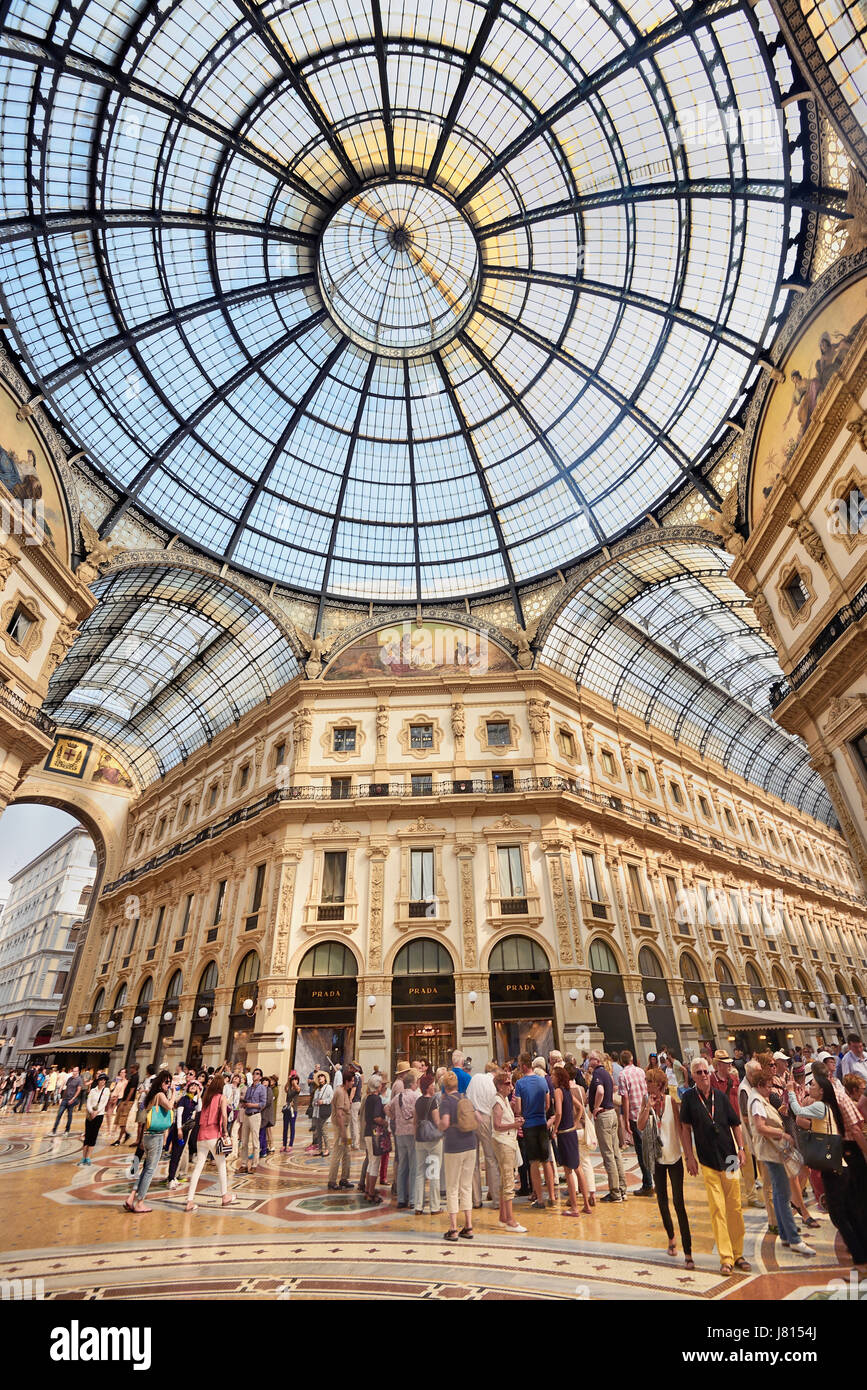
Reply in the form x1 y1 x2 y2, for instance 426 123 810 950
710 1068 738 1107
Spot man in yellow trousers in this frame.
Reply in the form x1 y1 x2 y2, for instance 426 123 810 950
680 1056 751 1277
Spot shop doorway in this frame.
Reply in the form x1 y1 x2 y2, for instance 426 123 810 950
589 939 635 1056
293 941 358 1091
489 934 556 1064
391 938 455 1071
638 946 681 1059
227 952 259 1070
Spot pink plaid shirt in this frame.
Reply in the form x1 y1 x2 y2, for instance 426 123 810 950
832 1078 865 1142
618 1064 648 1123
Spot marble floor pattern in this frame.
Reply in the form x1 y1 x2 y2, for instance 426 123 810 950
0 1108 857 1301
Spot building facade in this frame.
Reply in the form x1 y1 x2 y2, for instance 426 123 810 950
0 826 96 1065
54 630 867 1083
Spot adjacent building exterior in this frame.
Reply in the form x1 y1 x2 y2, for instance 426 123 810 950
0 827 95 1065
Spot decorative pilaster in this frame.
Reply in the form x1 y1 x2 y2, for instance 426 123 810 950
455 838 477 969
366 843 389 973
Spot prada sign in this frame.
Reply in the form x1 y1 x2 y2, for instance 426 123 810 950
295 977 358 1011
489 971 553 1005
391 975 455 1008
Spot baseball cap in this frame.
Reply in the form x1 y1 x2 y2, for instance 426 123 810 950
772 1051 789 1061
816 1051 833 1062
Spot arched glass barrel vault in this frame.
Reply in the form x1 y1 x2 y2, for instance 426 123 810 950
0 0 835 605
42 565 299 784
539 541 835 823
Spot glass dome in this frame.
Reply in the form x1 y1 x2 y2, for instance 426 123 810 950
0 0 812 602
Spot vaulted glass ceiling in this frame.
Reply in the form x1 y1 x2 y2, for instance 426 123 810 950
539 542 835 824
0 0 816 602
43 567 299 782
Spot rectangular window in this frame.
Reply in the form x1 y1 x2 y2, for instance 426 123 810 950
322 852 347 903
724 807 736 831
637 766 651 793
411 773 432 796
853 729 867 777
498 845 525 901
698 795 710 818
410 848 435 904
245 865 266 932
53 971 68 996
150 905 164 947
104 924 118 963
747 818 758 841
275 741 286 766
180 801 191 826
179 893 193 936
156 816 166 840
333 727 356 752
486 721 511 747
669 780 683 806
560 729 575 757
207 783 218 809
213 880 227 925
492 769 514 792
583 851 601 901
127 916 139 953
6 604 34 644
409 723 433 749
331 777 351 799
627 863 648 910
600 749 616 775
784 572 810 613
239 764 250 790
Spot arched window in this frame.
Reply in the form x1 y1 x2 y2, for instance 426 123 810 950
299 942 357 977
638 946 664 978
165 970 182 1002
680 953 702 981
112 982 127 1011
489 936 550 973
715 958 735 984
91 988 105 1016
136 976 153 1008
197 961 218 995
393 939 453 975
745 962 763 990
589 939 620 974
235 953 260 988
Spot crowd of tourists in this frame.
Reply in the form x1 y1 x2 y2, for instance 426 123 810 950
2 1033 865 1268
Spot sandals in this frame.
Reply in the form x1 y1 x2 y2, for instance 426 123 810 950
733 1258 751 1272
685 1257 695 1270
804 1216 821 1229
667 1240 677 1257
443 1229 459 1241
719 1263 733 1276
458 1227 474 1239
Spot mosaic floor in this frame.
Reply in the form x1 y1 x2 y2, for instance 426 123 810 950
0 1107 857 1301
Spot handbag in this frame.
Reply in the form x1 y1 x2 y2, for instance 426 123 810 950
417 1097 440 1143
215 1133 232 1156
797 1127 844 1174
582 1110 598 1151
146 1102 172 1134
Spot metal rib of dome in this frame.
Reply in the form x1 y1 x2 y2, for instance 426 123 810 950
0 0 819 602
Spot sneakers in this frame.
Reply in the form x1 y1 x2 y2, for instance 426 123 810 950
327 1183 339 1191
338 1180 352 1189
600 1192 622 1203
789 1242 816 1257
169 1179 179 1190
499 1220 527 1232
635 1186 655 1197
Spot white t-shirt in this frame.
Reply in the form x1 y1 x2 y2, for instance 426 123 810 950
466 1072 497 1115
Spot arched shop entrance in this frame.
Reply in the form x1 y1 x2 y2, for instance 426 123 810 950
589 939 634 1056
488 935 555 1063
156 970 182 1065
681 952 713 1046
391 938 455 1071
188 961 218 1070
638 946 680 1057
126 976 152 1067
228 953 259 1070
294 941 358 1089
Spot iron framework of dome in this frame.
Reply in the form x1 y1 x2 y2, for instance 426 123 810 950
0 0 831 604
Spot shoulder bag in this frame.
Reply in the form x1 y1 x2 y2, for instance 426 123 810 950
797 1108 844 1173
417 1097 440 1143
146 1100 173 1134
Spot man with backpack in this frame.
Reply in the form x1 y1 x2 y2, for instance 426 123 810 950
439 1069 478 1240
